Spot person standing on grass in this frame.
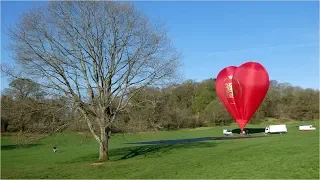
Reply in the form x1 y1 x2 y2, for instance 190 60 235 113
53 147 58 153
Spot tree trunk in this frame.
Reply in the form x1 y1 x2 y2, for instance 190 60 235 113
1 119 9 132
83 114 109 161
21 122 25 132
19 113 25 132
98 127 111 161
4 123 9 132
99 138 109 161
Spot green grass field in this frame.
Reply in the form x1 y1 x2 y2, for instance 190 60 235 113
1 121 319 179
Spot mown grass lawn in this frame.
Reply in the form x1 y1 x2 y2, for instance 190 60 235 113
1 121 319 179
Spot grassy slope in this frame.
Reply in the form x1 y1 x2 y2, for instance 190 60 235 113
1 121 319 179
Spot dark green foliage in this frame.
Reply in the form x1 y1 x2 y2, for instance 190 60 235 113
199 99 233 126
289 88 319 120
124 79 318 130
192 79 216 114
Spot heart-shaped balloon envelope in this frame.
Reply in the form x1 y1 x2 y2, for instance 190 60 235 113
215 66 241 121
215 62 269 130
232 62 269 130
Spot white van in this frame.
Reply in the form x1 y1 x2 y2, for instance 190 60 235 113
265 124 287 134
223 129 233 136
299 125 316 131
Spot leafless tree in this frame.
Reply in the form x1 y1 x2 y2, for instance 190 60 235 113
8 1 181 161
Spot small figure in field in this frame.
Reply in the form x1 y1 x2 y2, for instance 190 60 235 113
53 147 58 153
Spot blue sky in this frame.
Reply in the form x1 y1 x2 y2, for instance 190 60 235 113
1 1 319 91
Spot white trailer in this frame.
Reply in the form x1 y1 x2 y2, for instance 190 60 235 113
299 125 316 131
265 124 287 134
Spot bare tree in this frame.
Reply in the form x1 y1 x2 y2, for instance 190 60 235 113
8 1 181 161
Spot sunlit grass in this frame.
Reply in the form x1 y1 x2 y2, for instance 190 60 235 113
1 121 319 179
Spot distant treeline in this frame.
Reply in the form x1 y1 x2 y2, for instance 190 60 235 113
1 78 319 133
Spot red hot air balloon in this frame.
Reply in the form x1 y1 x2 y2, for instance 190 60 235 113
232 62 269 130
215 62 269 131
215 66 241 121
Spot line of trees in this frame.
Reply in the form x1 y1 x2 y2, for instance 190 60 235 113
1 78 77 133
108 79 320 130
2 78 318 133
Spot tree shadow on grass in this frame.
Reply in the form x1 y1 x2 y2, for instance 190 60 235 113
66 141 216 163
232 128 265 134
126 136 213 145
114 141 216 160
1 143 43 150
64 134 268 163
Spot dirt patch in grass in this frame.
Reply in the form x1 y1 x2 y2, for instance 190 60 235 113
91 162 104 166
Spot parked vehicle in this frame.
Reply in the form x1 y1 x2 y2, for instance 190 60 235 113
265 124 287 134
223 129 233 136
299 125 316 131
